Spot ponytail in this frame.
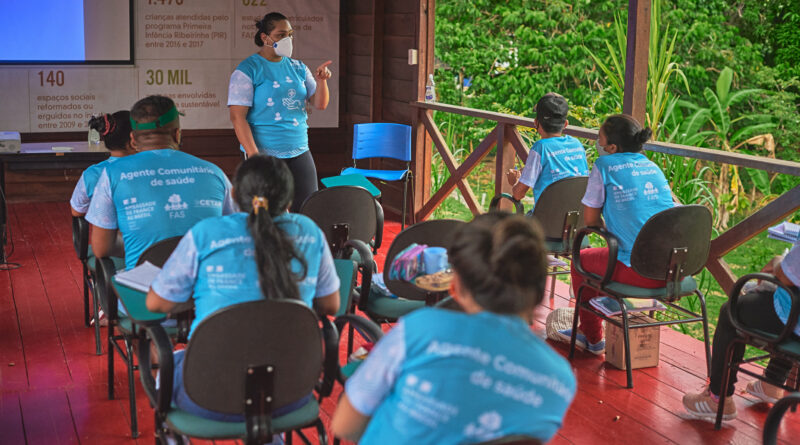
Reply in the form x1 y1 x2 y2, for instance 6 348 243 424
88 110 132 151
600 114 652 153
234 155 306 301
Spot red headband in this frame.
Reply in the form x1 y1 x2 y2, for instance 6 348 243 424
101 114 116 136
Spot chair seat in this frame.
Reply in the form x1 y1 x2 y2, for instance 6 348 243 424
87 246 126 273
776 339 800 357
341 360 363 379
546 237 590 255
601 276 697 299
366 290 425 320
320 173 382 197
342 167 409 182
165 397 320 439
117 316 178 336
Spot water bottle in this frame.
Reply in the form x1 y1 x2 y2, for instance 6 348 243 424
88 118 100 145
425 74 436 102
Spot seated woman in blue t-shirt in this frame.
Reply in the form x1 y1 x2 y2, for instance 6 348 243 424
555 114 676 354
331 213 576 444
145 155 340 422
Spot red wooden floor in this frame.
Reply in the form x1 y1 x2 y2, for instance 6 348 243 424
1 201 798 444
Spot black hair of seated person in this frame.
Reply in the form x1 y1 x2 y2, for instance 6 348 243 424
601 114 653 153
233 155 307 301
254 12 288 47
448 212 548 315
88 110 132 152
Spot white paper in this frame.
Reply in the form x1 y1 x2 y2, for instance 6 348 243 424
115 261 162 293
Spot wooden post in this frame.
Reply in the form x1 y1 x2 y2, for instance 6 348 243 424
411 0 434 222
370 0 384 122
622 0 650 125
494 124 516 211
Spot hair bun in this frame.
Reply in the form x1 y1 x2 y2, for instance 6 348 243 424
88 114 106 133
636 127 653 144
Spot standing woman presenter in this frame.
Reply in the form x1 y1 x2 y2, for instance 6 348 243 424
228 12 332 212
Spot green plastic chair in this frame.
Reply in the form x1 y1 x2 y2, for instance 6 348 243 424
715 273 800 430
568 205 713 389
137 299 339 445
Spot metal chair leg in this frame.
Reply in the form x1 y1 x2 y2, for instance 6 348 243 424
764 392 800 445
568 286 584 360
315 418 328 445
83 264 91 327
401 174 409 230
620 304 633 388
108 326 115 400
696 290 712 377
715 340 741 430
126 339 139 438
93 283 102 355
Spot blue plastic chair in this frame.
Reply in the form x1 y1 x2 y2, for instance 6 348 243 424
338 123 413 229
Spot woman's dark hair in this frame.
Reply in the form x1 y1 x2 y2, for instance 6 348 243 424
88 110 131 151
254 12 288 46
233 155 306 301
600 114 653 153
448 212 548 314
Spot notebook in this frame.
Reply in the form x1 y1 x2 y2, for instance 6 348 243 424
114 261 162 293
589 296 666 317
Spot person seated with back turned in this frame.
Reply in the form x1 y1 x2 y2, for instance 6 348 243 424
331 212 576 444
70 111 135 217
505 92 589 211
555 114 676 354
86 95 235 270
682 243 799 421
145 155 339 425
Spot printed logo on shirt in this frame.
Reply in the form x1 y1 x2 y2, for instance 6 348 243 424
285 76 293 83
195 199 222 209
123 197 138 205
283 89 303 110
122 197 156 227
266 97 275 107
204 263 246 289
464 411 503 441
275 112 282 121
273 81 280 88
643 181 660 200
293 119 299 126
165 194 188 219
397 373 459 428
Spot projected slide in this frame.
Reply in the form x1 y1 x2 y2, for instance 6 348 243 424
0 0 131 64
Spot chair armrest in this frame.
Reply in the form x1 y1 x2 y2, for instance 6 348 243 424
346 239 374 311
96 257 119 320
489 193 524 215
729 273 800 344
333 314 384 383
168 303 195 344
137 323 175 413
71 216 89 260
763 392 800 445
571 226 619 286
317 316 340 398
373 200 384 253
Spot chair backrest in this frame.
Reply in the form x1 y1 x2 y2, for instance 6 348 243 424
136 236 183 267
352 123 412 163
383 219 465 301
72 216 90 261
530 176 589 243
478 436 542 445
488 193 524 214
630 205 712 281
300 186 383 253
182 299 322 414
334 258 358 317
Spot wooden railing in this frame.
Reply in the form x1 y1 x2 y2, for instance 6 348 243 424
412 101 800 294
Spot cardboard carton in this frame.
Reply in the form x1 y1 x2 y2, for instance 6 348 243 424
605 313 660 370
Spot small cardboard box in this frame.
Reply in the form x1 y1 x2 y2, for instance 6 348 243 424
605 313 661 370
0 132 20 153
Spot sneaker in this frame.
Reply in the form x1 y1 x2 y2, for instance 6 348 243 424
555 329 606 355
682 388 737 421
89 309 108 327
746 380 784 404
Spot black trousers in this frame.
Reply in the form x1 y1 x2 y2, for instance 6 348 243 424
709 289 794 396
242 150 319 213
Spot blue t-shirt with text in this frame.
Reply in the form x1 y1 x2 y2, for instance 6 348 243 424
773 243 800 336
85 149 234 270
69 157 118 214
519 135 589 203
582 152 674 266
346 308 576 444
150 212 339 337
228 54 316 158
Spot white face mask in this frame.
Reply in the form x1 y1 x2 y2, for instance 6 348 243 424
596 140 611 156
272 36 293 58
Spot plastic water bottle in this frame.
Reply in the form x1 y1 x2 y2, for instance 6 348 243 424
425 74 436 102
88 120 100 145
